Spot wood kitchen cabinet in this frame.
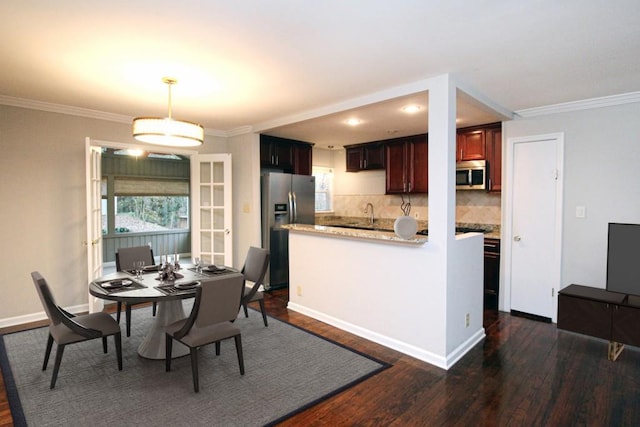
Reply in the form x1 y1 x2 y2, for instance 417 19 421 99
457 127 486 161
345 142 385 172
260 134 313 175
385 134 428 194
484 238 500 311
485 124 502 192
457 122 502 192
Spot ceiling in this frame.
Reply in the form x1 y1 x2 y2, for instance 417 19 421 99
1 1 639 148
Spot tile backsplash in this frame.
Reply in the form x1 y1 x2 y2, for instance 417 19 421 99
319 191 501 227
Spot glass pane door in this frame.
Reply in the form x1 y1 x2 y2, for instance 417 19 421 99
191 154 232 266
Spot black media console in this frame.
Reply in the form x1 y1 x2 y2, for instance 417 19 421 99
557 284 640 361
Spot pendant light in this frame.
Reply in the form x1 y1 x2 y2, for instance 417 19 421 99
132 77 204 147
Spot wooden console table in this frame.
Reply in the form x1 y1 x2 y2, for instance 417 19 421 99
558 284 640 361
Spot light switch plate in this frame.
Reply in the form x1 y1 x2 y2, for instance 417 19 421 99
576 206 586 218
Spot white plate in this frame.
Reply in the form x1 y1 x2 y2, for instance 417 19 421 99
394 215 418 239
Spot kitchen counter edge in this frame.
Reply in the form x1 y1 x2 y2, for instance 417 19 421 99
283 224 428 244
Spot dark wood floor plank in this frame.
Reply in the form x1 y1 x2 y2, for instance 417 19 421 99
2 288 640 426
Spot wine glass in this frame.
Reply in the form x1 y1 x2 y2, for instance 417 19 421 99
134 260 145 279
194 257 201 273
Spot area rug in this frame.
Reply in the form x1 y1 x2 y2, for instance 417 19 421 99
0 305 390 426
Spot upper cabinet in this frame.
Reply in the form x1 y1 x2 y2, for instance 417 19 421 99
457 122 502 192
485 125 502 192
260 135 313 175
457 128 486 161
385 134 428 194
345 142 385 172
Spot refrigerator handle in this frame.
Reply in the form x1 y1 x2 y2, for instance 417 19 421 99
291 191 298 223
288 191 295 224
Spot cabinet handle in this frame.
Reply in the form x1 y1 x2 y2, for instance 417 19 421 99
408 182 412 192
275 155 279 165
364 159 367 169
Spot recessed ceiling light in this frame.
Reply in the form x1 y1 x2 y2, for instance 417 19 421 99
346 118 363 126
402 104 422 114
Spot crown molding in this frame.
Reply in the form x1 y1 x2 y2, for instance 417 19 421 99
0 94 228 137
515 91 640 118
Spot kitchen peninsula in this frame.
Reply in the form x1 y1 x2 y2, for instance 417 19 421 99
284 223 486 369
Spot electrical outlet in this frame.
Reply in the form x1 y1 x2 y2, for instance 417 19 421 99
414 211 419 219
465 313 470 328
296 285 302 297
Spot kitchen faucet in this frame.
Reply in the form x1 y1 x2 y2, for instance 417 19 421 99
364 202 374 226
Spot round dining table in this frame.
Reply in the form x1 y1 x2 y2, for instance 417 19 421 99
89 265 242 360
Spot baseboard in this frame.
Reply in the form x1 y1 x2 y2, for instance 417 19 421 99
0 303 91 329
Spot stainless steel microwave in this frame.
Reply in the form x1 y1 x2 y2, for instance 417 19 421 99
456 160 487 190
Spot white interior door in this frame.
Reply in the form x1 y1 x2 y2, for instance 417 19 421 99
85 137 104 313
508 134 563 320
191 154 233 266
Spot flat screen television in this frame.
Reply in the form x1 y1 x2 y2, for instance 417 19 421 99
606 222 640 296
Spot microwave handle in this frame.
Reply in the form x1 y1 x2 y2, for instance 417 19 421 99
468 169 472 186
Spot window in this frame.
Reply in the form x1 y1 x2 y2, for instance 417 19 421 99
105 177 190 234
313 166 333 212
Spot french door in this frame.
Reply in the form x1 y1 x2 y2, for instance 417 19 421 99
190 154 233 266
85 138 104 313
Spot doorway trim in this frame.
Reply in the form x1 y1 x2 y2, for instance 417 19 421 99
502 132 564 322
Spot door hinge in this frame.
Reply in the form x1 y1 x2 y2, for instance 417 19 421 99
554 169 559 180
552 288 555 297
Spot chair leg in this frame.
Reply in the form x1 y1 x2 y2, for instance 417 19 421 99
243 302 249 318
50 344 65 389
190 347 199 393
43 333 54 371
116 301 122 323
152 302 157 316
258 299 269 327
234 335 245 375
215 341 221 356
125 304 132 337
102 336 108 353
114 332 123 371
165 334 173 372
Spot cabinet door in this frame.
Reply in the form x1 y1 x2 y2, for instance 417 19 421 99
385 142 406 193
486 127 502 192
294 144 312 176
457 129 486 161
364 145 385 170
272 142 293 169
408 138 428 193
612 305 640 346
346 147 364 172
260 141 273 167
484 251 500 310
557 295 612 340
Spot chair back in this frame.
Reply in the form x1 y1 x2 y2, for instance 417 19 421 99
194 274 244 329
31 271 64 327
116 245 154 271
241 246 269 297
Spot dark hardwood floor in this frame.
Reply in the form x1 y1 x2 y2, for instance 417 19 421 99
2 290 640 426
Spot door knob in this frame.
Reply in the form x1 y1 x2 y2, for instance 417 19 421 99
514 235 521 242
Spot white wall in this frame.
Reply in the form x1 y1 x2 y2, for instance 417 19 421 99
0 105 229 323
228 132 262 267
504 102 640 292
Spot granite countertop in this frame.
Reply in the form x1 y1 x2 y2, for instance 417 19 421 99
314 216 501 240
284 224 428 244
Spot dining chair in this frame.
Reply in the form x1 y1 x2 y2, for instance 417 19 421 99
165 273 245 392
31 271 123 389
115 245 156 337
240 247 270 327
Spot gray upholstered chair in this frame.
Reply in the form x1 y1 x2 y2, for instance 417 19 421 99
165 273 245 392
240 247 270 327
115 245 156 336
31 271 122 389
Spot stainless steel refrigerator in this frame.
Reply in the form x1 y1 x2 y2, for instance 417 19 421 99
261 172 315 289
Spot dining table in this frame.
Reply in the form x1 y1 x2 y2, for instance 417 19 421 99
89 264 242 360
